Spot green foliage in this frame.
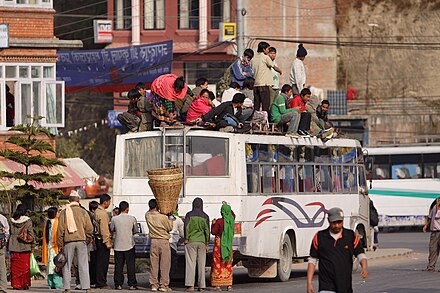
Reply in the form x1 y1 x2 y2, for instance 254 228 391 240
55 136 81 158
0 116 65 245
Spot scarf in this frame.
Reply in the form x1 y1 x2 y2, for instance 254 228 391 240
220 204 235 262
151 74 188 101
66 202 79 234
240 57 249 67
42 218 59 265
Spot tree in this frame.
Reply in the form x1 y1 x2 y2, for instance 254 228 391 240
0 116 65 240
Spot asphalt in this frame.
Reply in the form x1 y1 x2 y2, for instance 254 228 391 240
12 248 413 292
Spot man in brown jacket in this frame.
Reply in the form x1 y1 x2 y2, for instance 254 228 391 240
57 191 93 292
145 199 173 292
93 194 112 289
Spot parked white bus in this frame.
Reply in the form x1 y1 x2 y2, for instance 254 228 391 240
365 145 440 228
113 127 370 280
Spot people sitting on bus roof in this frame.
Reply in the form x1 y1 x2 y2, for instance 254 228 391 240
307 95 335 139
221 82 241 104
186 89 215 125
195 93 251 133
135 82 154 131
241 77 269 130
270 84 301 137
150 74 188 126
176 77 209 121
117 89 142 133
288 88 312 136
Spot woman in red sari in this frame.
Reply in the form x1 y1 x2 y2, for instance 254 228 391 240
8 204 34 290
210 202 235 291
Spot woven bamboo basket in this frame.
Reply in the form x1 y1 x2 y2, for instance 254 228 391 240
148 172 183 182
147 167 181 176
148 179 183 215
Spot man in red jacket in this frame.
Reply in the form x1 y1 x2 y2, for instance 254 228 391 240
288 88 312 136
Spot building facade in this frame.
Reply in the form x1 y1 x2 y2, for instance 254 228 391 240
0 0 81 130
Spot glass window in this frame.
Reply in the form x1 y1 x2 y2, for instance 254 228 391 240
247 164 259 194
298 165 314 192
144 0 165 29
319 165 333 193
332 165 342 192
19 66 29 78
124 137 162 177
31 66 40 78
43 66 54 78
277 145 297 162
164 135 184 167
32 82 40 117
261 165 277 193
179 0 199 29
184 61 232 85
391 164 422 179
343 165 357 193
372 164 389 179
114 0 132 30
358 165 367 191
211 0 230 29
20 83 32 124
5 66 16 78
258 144 277 162
43 82 64 127
424 163 440 179
186 136 229 176
280 165 296 193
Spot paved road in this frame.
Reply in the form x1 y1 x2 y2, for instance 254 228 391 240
22 232 439 292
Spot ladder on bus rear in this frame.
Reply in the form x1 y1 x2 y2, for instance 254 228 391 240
160 125 188 197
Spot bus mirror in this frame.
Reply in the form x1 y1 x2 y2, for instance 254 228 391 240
365 157 373 172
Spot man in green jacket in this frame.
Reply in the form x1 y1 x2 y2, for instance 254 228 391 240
184 198 210 292
270 84 301 137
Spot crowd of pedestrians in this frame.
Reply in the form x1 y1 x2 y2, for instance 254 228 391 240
117 41 336 140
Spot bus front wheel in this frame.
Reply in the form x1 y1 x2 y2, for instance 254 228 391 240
277 234 293 282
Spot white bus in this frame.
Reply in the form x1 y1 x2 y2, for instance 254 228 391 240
113 127 370 281
365 145 440 228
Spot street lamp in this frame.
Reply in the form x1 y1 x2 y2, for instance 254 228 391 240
365 23 378 114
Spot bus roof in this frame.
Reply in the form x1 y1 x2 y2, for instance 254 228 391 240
118 127 362 148
365 145 440 155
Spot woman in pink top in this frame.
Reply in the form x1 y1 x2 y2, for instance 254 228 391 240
186 89 215 123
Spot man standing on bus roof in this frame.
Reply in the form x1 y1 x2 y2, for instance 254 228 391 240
422 197 440 272
307 207 368 293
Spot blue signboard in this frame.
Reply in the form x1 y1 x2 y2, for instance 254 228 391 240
57 41 172 89
107 110 124 127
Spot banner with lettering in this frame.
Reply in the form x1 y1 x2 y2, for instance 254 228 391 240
56 40 173 92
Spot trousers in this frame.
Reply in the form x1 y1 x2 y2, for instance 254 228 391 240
63 241 90 290
114 248 137 287
185 242 206 289
95 239 110 287
0 248 7 292
149 239 171 288
427 231 440 269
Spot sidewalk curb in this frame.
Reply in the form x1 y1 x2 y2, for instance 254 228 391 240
366 248 414 260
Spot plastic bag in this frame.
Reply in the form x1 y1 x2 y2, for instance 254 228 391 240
30 253 40 277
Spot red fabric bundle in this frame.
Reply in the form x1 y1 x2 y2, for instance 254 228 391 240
151 74 188 101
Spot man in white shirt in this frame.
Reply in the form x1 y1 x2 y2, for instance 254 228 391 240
110 201 138 290
221 82 241 104
169 205 184 277
290 44 307 95
0 213 9 293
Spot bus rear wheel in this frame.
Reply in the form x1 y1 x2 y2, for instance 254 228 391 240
277 234 293 282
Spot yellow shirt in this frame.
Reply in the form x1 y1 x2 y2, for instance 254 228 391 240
94 205 111 244
145 210 173 240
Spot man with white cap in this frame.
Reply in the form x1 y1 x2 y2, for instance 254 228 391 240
57 190 94 293
306 207 368 293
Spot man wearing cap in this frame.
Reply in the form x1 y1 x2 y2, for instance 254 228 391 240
290 44 307 95
307 207 368 293
57 191 94 292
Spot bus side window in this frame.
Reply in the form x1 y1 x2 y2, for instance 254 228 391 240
247 164 259 194
343 165 357 193
261 165 278 193
280 165 296 193
298 165 314 193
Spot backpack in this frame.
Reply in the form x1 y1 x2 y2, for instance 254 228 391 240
0 221 7 249
216 62 234 98
369 200 379 227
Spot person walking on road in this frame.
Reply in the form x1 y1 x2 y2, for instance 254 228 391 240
423 197 440 271
57 191 93 292
93 194 112 289
307 207 368 293
0 212 10 293
184 197 210 292
145 199 174 292
9 204 34 290
110 201 138 290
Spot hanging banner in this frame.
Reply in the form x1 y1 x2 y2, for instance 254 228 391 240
56 40 173 92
